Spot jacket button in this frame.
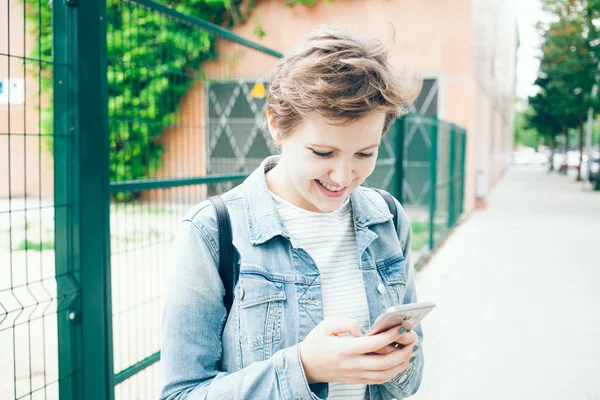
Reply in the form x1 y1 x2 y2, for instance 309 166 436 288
377 283 386 294
237 286 245 300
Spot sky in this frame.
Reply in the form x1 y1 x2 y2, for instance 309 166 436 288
515 0 545 100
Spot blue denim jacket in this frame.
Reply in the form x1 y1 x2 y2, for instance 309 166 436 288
160 156 424 400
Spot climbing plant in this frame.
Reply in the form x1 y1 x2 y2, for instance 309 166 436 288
25 0 248 192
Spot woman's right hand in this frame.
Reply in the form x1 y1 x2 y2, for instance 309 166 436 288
298 317 417 385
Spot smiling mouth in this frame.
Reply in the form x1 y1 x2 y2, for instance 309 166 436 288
315 179 346 192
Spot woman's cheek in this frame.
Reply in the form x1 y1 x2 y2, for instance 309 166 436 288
361 160 378 180
303 163 328 180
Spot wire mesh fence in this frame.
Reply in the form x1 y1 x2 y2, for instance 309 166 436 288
1 0 466 398
0 0 63 398
400 115 467 263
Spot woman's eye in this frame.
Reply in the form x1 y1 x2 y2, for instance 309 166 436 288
312 150 334 158
310 149 374 158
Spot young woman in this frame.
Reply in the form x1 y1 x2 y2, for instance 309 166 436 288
160 24 423 400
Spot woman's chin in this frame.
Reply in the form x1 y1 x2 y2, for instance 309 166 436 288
311 194 347 213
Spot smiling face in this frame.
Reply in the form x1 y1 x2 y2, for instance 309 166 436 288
265 111 386 213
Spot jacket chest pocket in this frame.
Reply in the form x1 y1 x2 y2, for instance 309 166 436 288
377 255 408 306
236 273 286 350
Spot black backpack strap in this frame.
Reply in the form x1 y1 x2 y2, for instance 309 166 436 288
373 188 398 232
208 195 236 315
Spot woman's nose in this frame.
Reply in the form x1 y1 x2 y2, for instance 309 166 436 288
329 160 356 187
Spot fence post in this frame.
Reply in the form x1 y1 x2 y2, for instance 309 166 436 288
54 0 114 399
53 1 79 399
428 119 438 250
394 117 405 203
78 1 114 398
448 124 456 228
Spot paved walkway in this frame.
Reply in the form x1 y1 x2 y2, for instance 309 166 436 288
411 165 600 399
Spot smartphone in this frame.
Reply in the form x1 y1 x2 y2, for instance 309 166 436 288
365 301 436 336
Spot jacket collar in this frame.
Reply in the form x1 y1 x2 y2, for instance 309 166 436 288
241 156 392 246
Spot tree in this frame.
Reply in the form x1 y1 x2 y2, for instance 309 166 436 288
532 1 600 176
529 38 580 172
528 88 564 171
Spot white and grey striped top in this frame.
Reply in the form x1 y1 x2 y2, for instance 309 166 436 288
271 192 370 400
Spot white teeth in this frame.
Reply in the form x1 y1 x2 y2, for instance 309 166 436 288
318 180 343 192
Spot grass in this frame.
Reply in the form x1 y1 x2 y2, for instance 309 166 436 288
411 232 429 251
411 221 428 235
410 220 449 251
411 221 429 251
15 239 54 251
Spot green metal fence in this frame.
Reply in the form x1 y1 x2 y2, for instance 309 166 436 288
1 0 466 399
398 115 467 264
365 115 466 266
1 0 63 399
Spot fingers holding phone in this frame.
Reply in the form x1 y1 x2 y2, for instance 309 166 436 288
369 325 418 355
352 325 419 382
299 318 418 385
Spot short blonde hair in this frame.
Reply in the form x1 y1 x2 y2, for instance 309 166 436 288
266 23 421 138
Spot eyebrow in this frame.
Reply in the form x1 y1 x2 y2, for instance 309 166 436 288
308 143 380 152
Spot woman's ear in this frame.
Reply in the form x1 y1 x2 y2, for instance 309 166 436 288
266 110 281 145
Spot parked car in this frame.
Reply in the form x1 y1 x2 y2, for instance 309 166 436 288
558 151 581 173
587 152 600 189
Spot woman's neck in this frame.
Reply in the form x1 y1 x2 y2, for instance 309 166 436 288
265 159 289 200
265 159 318 212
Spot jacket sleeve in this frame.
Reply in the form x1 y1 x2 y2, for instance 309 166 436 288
159 219 317 400
376 199 425 399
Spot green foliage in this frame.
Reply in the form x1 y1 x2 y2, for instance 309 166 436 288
530 0 600 151
285 0 331 7
410 221 447 251
286 0 316 6
528 82 566 145
561 118 600 147
410 221 428 251
108 0 249 197
592 116 600 144
15 239 55 252
22 0 53 150
25 0 254 201
514 101 541 148
253 23 267 38
411 233 428 252
107 1 216 194
411 221 427 235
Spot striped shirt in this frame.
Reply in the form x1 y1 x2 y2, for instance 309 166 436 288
271 192 370 400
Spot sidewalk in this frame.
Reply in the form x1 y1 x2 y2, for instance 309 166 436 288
411 165 600 399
